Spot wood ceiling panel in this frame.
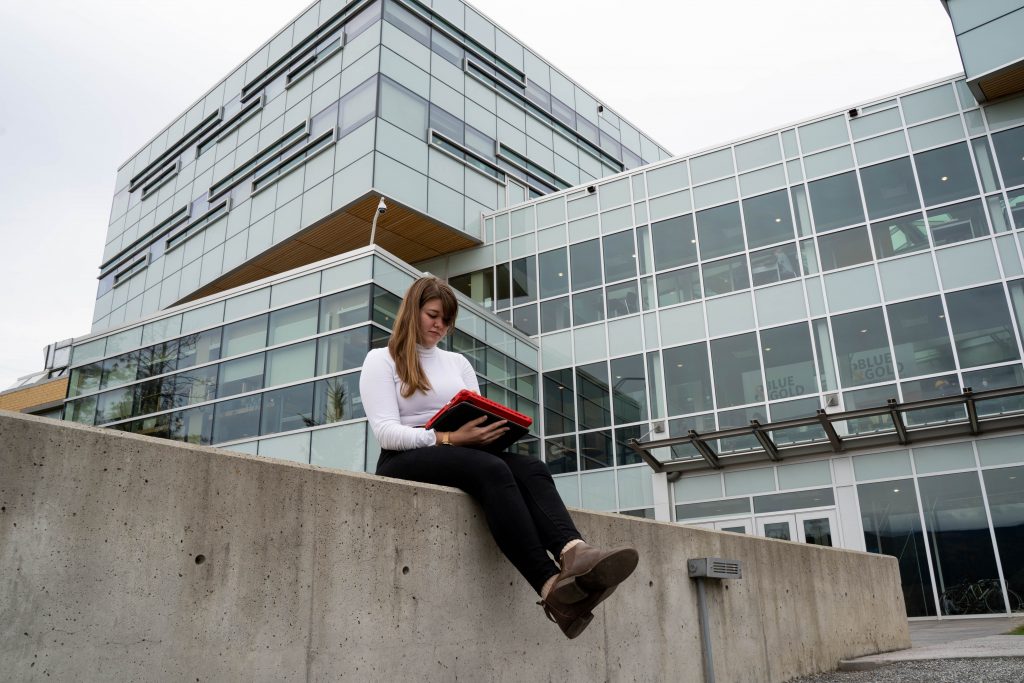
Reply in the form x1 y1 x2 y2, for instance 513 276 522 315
177 193 479 305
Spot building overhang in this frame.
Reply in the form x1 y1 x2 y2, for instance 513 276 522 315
630 385 1024 479
177 192 480 304
966 58 1024 103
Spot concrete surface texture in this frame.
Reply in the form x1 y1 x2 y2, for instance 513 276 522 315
837 616 1024 670
0 410 910 682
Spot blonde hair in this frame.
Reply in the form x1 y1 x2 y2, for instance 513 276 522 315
388 276 459 398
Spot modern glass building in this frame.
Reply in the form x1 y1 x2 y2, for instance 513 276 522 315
46 0 1024 620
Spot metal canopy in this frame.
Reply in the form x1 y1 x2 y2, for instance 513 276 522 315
628 385 1024 476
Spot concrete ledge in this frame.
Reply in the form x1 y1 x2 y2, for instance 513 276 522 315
0 410 910 681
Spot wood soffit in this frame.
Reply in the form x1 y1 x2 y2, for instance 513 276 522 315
178 194 480 304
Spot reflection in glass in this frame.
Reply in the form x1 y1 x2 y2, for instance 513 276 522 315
870 213 929 259
860 157 920 220
702 255 750 296
68 363 102 398
605 281 640 318
537 248 569 299
808 171 864 232
914 142 979 207
511 256 536 306
749 243 799 286
991 124 1024 188
269 301 318 346
177 328 222 370
763 522 791 541
265 341 316 387
172 364 218 407
926 199 990 246
580 430 613 470
817 226 872 271
663 343 713 416
602 230 637 282
983 466 1024 613
656 267 701 307
543 369 575 435
964 365 1024 416
137 341 180 380
213 395 261 443
570 240 602 291
858 479 937 616
260 382 315 435
901 374 965 426
833 308 895 388
887 296 955 378
100 352 139 390
761 323 817 401
540 297 571 333
651 214 698 271
842 384 896 435
946 284 1020 368
577 362 611 430
222 315 268 357
319 285 371 332
494 263 511 309
742 189 795 249
572 289 604 325
614 424 643 465
169 404 213 445
317 326 370 376
219 354 265 397
96 387 134 424
696 203 744 260
545 435 577 474
919 472 1002 615
611 355 648 424
711 333 762 408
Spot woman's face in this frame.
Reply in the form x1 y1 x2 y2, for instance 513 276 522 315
418 297 450 347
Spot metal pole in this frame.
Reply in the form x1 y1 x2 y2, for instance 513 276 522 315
695 577 715 683
370 210 380 246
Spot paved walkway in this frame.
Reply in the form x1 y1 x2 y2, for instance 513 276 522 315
839 616 1024 671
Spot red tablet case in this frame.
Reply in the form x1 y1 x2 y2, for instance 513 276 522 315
425 389 532 452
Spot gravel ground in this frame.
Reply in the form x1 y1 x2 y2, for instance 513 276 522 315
786 657 1024 683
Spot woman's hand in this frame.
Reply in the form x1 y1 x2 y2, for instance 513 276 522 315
448 415 509 448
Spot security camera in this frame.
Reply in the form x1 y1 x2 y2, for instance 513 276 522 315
376 198 388 214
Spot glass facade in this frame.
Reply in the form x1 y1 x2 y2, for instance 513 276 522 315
419 74 1024 612
70 0 1024 620
95 0 671 334
67 251 539 470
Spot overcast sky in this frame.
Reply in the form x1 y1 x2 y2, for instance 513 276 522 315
0 0 963 389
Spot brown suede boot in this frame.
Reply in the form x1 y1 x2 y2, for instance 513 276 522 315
539 586 615 639
549 542 639 605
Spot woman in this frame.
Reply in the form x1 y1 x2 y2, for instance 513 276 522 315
359 276 638 639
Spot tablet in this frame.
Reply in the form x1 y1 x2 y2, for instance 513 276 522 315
425 389 532 453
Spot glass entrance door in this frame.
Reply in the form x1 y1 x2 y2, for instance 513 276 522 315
756 510 838 546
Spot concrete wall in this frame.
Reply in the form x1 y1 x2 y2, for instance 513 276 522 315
0 410 909 682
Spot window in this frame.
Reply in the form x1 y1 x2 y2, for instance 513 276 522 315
926 199 990 246
749 243 799 286
570 240 602 290
946 284 1020 367
832 308 895 387
702 255 749 296
449 270 494 308
992 125 1024 188
219 353 265 397
269 301 318 346
860 157 920 219
696 202 744 260
651 214 698 271
761 323 817 400
870 213 929 259
319 285 371 332
576 362 611 429
260 382 315 435
511 256 536 306
663 343 713 415
572 289 604 325
886 296 955 378
312 373 364 425
316 326 370 376
817 226 872 271
656 267 701 307
602 231 636 282
742 189 795 248
611 355 647 424
222 315 268 357
540 297 571 333
543 369 575 435
537 249 569 299
213 395 261 443
914 142 979 207
605 281 640 318
711 333 762 407
808 172 864 232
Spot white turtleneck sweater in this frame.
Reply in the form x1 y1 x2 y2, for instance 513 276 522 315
359 344 480 451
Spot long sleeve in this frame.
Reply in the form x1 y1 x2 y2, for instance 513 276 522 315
359 349 437 451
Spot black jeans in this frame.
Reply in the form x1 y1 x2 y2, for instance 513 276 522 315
376 445 582 594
